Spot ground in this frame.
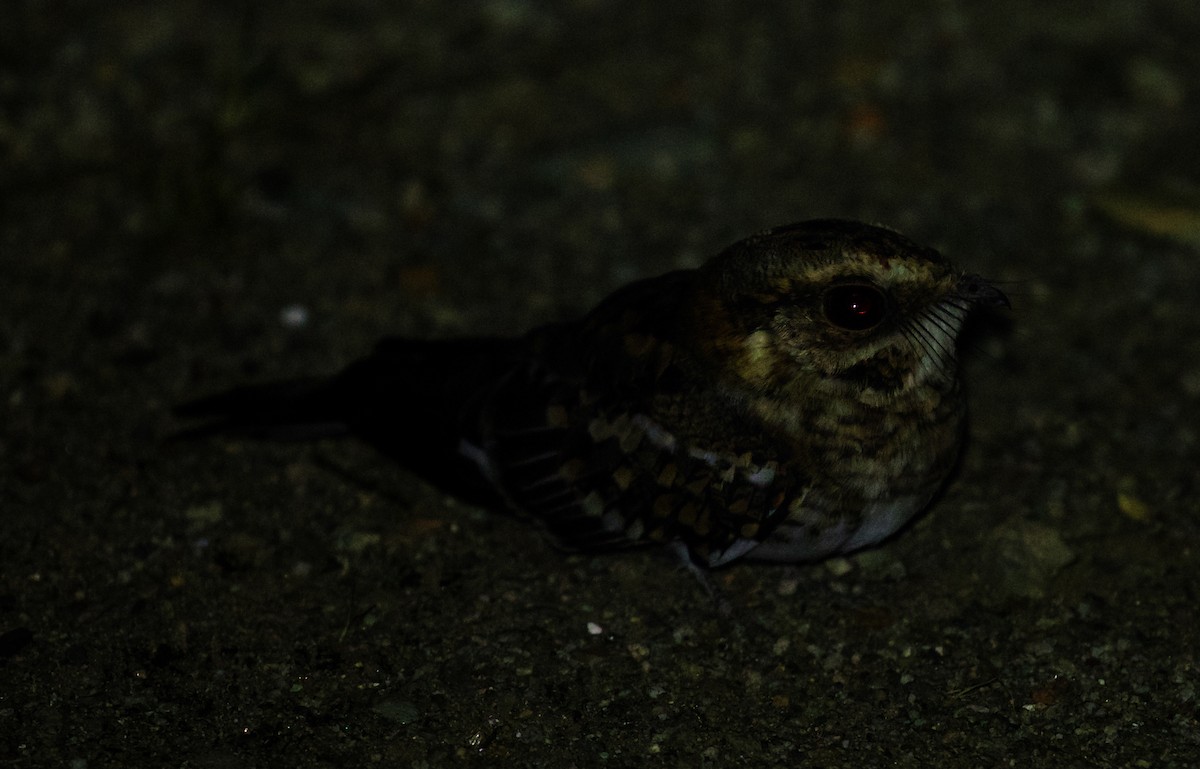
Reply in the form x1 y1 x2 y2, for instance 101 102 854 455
3 1 1199 767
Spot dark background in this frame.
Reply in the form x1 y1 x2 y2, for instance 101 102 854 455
4 1 1199 766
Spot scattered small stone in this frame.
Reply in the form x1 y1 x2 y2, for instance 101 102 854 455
373 699 420 724
980 519 1075 601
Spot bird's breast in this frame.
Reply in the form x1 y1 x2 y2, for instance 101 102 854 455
737 379 967 561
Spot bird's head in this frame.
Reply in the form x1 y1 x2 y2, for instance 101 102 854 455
693 219 1007 400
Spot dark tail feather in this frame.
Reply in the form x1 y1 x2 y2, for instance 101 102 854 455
173 378 350 441
174 337 517 505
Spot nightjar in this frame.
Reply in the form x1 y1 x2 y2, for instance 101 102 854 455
179 219 1007 567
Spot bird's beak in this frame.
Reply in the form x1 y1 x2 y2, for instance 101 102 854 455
956 274 1010 309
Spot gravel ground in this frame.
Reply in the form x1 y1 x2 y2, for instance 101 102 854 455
3 1 1199 767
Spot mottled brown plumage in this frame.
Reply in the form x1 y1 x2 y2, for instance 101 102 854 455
179 219 1007 567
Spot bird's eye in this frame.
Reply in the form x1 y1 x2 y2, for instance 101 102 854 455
822 283 887 331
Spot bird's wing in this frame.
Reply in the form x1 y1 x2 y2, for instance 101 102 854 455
463 269 804 566
472 357 800 566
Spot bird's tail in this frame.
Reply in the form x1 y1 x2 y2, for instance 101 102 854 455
175 337 517 502
173 377 349 441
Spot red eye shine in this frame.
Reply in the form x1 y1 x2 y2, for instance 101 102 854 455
823 284 887 330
